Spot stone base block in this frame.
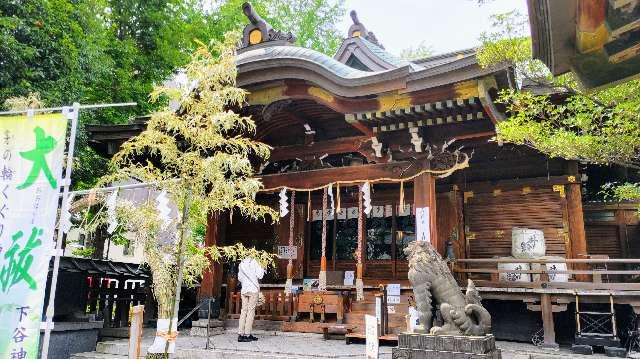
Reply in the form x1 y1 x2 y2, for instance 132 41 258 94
396 333 501 359
189 319 225 337
571 344 593 355
604 346 627 358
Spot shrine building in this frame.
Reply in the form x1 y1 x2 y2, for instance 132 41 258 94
87 3 640 348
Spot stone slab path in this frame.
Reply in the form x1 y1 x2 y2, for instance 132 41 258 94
72 330 616 359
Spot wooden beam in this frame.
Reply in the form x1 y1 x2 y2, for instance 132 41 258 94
454 130 495 141
540 293 559 348
259 161 423 190
414 173 439 252
348 120 374 137
269 136 370 162
565 162 589 281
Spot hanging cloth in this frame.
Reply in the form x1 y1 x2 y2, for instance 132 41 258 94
356 186 364 301
279 188 289 217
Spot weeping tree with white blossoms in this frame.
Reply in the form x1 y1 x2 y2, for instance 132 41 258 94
88 32 278 355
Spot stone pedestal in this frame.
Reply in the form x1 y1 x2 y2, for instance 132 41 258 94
189 319 225 337
392 333 501 359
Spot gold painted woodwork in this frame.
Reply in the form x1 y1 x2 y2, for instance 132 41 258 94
553 184 566 198
492 189 502 197
463 191 474 203
453 80 480 99
567 176 576 183
246 85 286 105
377 91 412 112
558 227 570 246
476 77 497 99
307 86 334 104
249 29 263 45
576 23 608 54
522 186 532 195
495 230 505 239
352 30 361 37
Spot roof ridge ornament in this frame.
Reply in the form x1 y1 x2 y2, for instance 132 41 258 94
241 2 296 48
348 10 383 49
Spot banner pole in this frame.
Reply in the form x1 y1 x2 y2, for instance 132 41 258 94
0 102 136 116
40 102 80 359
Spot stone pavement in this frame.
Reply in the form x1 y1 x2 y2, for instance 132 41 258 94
72 330 615 359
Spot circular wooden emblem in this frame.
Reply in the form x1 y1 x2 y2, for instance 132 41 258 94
249 29 262 45
313 295 324 305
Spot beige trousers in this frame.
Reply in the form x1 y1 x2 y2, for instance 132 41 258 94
238 292 259 335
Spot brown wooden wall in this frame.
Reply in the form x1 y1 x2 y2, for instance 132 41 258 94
463 185 568 259
584 203 640 259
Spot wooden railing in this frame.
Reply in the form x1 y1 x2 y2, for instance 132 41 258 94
227 289 297 321
453 258 640 290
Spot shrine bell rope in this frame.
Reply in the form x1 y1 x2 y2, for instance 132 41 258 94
258 162 468 193
288 191 295 257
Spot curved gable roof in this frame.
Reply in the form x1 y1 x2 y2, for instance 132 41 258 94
334 37 424 72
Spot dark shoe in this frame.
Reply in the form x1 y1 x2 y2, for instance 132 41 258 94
247 335 258 341
238 335 251 342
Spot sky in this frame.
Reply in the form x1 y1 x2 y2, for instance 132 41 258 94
338 0 529 56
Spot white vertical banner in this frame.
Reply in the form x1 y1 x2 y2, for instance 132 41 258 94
415 207 430 242
0 112 70 358
365 314 379 359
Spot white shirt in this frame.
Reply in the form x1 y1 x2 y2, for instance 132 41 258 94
238 257 265 295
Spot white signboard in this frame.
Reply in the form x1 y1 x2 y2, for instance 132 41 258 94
415 207 430 242
386 283 401 296
387 305 396 314
375 295 382 325
343 271 354 286
365 314 379 359
277 245 297 260
387 295 401 304
0 113 69 358
408 306 420 332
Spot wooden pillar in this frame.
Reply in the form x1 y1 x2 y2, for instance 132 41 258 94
199 212 226 301
565 163 588 281
540 293 559 349
413 173 439 251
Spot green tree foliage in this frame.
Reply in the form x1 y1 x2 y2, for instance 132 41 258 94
86 34 277 334
477 10 640 206
1 0 345 189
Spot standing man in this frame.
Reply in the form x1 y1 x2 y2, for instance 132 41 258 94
237 256 264 342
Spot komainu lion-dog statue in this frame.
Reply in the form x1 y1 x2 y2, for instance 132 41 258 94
406 241 492 336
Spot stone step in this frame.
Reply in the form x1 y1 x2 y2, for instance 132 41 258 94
70 351 126 359
75 347 332 359
96 341 128 355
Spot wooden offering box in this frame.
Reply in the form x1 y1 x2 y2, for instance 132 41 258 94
295 291 346 324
